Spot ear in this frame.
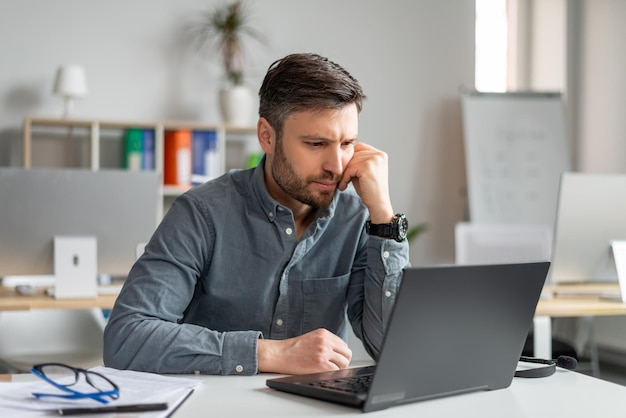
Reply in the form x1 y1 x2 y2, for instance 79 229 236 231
257 118 276 155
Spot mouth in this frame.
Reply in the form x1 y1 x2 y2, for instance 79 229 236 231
311 181 337 191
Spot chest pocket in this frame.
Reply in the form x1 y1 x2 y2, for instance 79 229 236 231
301 273 350 333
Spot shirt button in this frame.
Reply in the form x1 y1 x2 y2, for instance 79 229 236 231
235 364 244 373
383 251 390 259
276 318 283 326
285 227 293 235
268 211 274 218
385 290 392 298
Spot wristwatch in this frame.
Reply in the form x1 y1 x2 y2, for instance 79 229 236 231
365 213 408 242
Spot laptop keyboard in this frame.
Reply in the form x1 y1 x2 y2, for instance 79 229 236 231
306 373 374 394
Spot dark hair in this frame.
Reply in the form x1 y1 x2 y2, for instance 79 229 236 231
258 53 366 139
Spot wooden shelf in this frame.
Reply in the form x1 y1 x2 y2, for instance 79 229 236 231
22 116 258 218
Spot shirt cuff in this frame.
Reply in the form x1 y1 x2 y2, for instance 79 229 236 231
221 330 262 375
368 236 410 274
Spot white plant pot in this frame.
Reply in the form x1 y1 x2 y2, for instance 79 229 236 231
219 85 254 127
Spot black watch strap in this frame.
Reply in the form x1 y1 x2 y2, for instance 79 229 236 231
365 213 408 242
366 221 393 238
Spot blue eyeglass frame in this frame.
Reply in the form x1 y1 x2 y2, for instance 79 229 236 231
31 363 120 404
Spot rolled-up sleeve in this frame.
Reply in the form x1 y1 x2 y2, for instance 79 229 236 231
347 234 410 359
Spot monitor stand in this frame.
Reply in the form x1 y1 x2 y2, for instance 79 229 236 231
612 240 626 303
53 236 98 299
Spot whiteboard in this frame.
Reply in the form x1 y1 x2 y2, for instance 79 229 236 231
461 91 571 226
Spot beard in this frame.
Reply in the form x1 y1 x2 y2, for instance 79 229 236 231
271 141 339 210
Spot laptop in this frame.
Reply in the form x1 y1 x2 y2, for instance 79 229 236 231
266 262 550 412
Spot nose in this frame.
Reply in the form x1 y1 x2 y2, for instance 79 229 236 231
322 145 345 177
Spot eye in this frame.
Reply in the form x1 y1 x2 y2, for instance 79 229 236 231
307 141 324 148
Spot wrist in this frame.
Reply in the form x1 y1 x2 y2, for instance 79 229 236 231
367 207 394 225
257 339 278 373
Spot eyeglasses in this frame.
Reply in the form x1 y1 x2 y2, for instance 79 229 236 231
31 363 120 404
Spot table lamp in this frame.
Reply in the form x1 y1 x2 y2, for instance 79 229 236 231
53 65 88 118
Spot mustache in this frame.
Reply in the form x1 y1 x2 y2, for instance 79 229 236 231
307 172 341 183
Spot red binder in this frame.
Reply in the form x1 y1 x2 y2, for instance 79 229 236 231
164 130 192 186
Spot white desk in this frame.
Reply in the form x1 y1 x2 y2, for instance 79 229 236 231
165 368 626 417
6 366 625 417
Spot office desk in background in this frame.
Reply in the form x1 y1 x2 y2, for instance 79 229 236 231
8 365 623 417
1 283 624 314
0 286 117 373
533 283 626 360
0 286 117 311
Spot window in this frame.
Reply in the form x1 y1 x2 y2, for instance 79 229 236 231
475 0 508 92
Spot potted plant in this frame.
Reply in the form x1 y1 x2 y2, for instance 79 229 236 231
407 222 428 244
190 0 263 126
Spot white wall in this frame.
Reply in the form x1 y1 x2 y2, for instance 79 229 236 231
576 0 626 173
0 0 476 266
529 0 567 92
520 0 626 174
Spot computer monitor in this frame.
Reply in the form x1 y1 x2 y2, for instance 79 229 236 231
0 168 159 280
549 172 626 283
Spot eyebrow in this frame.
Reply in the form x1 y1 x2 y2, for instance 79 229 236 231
299 135 358 142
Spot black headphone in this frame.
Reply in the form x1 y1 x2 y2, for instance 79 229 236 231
514 355 578 378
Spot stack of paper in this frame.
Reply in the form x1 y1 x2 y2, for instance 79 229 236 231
0 366 201 417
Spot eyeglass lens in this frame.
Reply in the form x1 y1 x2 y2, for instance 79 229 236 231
38 364 117 394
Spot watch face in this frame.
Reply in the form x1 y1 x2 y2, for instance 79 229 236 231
398 214 408 239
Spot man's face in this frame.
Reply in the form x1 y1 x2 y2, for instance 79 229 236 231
267 104 359 210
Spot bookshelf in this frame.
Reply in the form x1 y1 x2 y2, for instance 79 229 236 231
22 116 258 218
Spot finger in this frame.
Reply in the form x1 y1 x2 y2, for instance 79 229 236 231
325 333 352 369
338 172 353 191
325 349 351 370
338 153 367 191
338 142 369 190
333 345 352 369
353 142 373 153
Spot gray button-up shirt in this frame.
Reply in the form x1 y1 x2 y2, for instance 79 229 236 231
103 161 409 375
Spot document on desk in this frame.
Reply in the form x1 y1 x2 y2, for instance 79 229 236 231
0 366 200 417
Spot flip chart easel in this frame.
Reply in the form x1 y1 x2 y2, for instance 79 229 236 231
461 91 571 226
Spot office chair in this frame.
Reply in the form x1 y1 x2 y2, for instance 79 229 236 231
454 222 553 266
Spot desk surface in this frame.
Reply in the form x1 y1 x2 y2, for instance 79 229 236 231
177 369 626 417
7 367 626 417
0 286 117 311
157 370 626 418
537 283 626 317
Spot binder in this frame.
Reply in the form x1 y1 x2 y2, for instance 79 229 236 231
142 129 155 170
191 130 219 185
164 130 192 186
123 128 143 171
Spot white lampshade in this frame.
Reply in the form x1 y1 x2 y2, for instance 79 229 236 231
53 65 88 98
53 65 88 117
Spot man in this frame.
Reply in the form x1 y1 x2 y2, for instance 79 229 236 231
103 53 410 376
